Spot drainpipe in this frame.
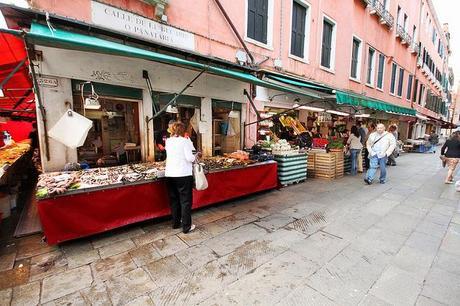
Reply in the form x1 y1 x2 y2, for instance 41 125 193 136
213 0 255 65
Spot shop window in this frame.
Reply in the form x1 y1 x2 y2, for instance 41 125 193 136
321 16 336 70
366 47 376 86
397 67 404 97
247 0 269 44
212 100 242 156
290 1 308 59
376 53 385 90
350 36 362 80
390 63 397 94
73 95 141 168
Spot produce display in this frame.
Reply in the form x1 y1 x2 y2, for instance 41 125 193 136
37 154 264 198
36 162 166 198
201 156 255 172
270 139 299 155
0 141 31 167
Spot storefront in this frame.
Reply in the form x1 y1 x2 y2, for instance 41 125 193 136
2 19 325 244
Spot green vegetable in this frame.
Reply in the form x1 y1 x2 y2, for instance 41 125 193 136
69 183 81 190
36 188 48 198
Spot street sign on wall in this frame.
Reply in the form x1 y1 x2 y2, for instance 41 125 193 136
91 1 195 52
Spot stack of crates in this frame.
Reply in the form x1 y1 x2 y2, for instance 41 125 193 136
274 153 308 186
307 152 336 179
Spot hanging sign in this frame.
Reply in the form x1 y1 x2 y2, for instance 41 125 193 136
91 1 195 51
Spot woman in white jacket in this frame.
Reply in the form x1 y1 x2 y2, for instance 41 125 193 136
347 126 363 176
165 122 201 233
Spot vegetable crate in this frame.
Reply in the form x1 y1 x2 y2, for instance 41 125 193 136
331 151 344 178
307 152 336 180
274 153 308 186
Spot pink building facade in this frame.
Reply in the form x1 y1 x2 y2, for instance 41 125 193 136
0 0 453 168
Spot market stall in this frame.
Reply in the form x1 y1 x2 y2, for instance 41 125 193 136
36 158 277 244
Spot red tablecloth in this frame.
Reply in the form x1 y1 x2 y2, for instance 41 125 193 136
37 162 278 244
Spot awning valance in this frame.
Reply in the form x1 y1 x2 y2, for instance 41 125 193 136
336 90 416 116
11 23 322 100
264 74 334 93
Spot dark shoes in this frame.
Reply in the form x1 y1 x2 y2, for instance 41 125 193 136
183 224 196 234
364 178 372 185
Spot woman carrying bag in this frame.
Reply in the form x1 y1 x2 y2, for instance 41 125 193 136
347 126 363 176
440 131 460 184
165 122 202 233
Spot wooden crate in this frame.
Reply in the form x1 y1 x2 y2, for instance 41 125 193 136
307 152 337 179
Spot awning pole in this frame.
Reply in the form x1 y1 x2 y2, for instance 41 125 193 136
0 58 26 90
152 70 205 120
243 89 261 121
25 43 51 161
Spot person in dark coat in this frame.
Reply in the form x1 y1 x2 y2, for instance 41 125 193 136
441 131 460 184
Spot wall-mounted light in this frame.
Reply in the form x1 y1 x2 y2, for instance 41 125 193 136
293 104 325 112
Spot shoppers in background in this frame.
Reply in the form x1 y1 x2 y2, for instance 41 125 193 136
364 122 376 169
357 121 368 145
365 123 396 185
29 122 39 149
387 125 399 166
428 130 439 153
347 126 363 176
165 122 201 233
440 131 460 184
308 126 322 138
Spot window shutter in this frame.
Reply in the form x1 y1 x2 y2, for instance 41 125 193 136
321 21 333 68
291 2 306 57
390 64 397 94
350 40 359 78
247 0 268 44
247 0 256 40
377 54 385 89
406 75 413 100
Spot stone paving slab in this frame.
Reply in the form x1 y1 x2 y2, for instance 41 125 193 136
0 153 459 305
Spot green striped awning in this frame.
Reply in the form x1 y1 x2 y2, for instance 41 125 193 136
336 90 416 116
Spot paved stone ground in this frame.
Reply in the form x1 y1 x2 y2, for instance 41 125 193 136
0 152 459 305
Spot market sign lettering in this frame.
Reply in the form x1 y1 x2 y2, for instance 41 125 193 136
37 77 58 88
91 1 195 51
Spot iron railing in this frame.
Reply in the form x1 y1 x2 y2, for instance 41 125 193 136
364 0 394 28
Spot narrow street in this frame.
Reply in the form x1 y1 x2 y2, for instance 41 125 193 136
0 151 458 305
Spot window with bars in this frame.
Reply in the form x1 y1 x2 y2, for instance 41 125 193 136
377 54 385 90
397 67 404 97
321 18 335 69
366 48 376 86
390 63 397 94
350 37 361 79
291 1 307 58
406 75 413 100
247 0 269 44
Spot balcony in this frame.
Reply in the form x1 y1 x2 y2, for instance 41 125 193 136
363 0 394 29
396 24 412 46
410 41 420 54
417 56 423 67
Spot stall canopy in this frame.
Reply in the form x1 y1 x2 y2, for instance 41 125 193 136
4 22 323 100
0 32 35 120
264 73 334 94
336 90 416 116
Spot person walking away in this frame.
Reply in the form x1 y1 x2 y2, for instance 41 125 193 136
365 124 396 184
347 126 363 176
440 131 460 184
364 123 376 169
387 125 399 166
428 131 439 153
165 122 201 233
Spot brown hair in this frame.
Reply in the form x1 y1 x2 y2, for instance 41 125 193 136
170 122 186 137
388 125 397 132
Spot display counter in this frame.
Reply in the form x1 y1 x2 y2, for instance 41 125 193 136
37 161 278 244
0 141 31 185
